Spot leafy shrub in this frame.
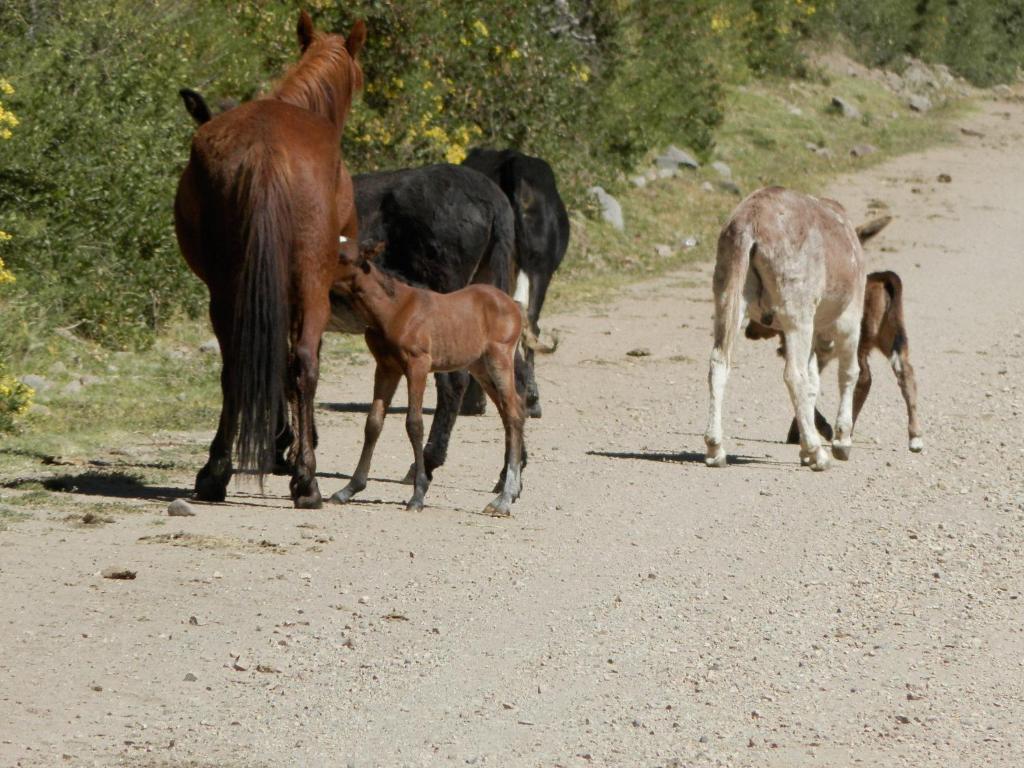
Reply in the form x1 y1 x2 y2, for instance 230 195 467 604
0 0 1020 353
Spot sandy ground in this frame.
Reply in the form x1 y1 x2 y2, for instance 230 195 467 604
2 98 1023 768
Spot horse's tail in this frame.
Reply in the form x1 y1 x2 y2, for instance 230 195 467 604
229 148 291 484
712 220 754 366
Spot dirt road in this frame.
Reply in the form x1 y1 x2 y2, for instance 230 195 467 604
2 98 1022 768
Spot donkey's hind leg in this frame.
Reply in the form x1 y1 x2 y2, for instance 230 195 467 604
831 321 861 461
783 323 829 470
704 297 747 468
330 364 401 504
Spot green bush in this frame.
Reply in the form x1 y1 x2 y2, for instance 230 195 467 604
0 0 1020 354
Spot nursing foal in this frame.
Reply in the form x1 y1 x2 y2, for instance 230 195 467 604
705 187 866 470
330 244 526 516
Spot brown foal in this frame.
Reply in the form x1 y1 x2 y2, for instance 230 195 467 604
329 245 527 516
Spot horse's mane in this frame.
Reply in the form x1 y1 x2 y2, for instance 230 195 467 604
270 36 361 126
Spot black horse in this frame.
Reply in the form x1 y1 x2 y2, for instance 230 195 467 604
463 147 570 418
179 90 521 481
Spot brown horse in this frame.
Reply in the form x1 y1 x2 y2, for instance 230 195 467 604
174 11 365 508
329 245 527 517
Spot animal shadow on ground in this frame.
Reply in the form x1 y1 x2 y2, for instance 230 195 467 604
587 450 774 467
4 471 186 501
320 401 436 416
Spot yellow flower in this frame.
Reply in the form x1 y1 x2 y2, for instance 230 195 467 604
0 78 13 96
445 144 467 164
472 20 489 38
0 254 14 285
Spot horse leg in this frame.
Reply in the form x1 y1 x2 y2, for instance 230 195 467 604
272 392 297 475
523 269 552 418
331 364 402 503
783 323 829 470
402 370 471 484
289 303 329 510
405 360 432 511
195 305 236 502
460 375 488 416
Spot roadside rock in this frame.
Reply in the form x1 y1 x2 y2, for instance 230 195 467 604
711 161 732 179
19 374 52 392
654 244 674 258
908 94 933 113
168 499 197 517
101 567 137 580
656 145 699 171
629 175 647 189
830 96 860 119
198 339 219 355
850 143 878 158
587 186 624 231
716 179 742 196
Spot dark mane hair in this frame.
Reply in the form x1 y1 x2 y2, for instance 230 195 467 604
271 36 360 127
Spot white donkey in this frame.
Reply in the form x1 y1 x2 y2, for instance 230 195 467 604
704 187 866 470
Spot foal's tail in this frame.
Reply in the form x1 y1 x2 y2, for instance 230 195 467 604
519 304 559 353
873 270 907 355
229 149 290 483
712 221 754 365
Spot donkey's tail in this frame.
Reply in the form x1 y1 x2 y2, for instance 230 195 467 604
712 221 754 365
229 148 290 484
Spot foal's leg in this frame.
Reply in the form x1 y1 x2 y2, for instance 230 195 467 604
402 371 472 484
405 360 432 511
473 350 526 517
331 364 402 503
890 344 924 452
783 323 829 470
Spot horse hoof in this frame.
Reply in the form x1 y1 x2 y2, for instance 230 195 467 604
294 493 322 510
526 401 542 419
832 441 852 461
810 448 830 471
406 499 424 512
193 477 227 503
909 436 924 453
271 460 294 476
483 502 510 517
329 487 357 504
705 449 727 468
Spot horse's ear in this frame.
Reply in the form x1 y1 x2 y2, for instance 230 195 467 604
346 19 367 60
179 88 212 125
297 10 316 52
